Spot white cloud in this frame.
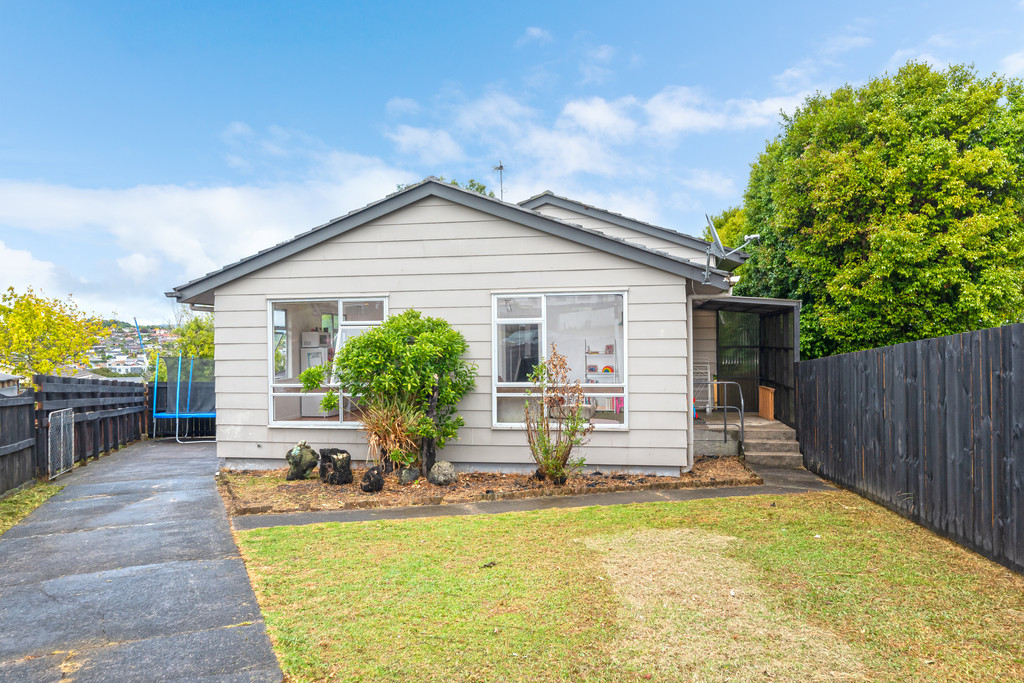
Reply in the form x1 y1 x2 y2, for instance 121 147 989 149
516 128 619 177
773 59 820 92
559 97 638 141
679 170 737 198
773 27 873 93
0 147 411 322
385 97 421 116
580 44 616 84
820 34 873 56
643 87 803 136
0 240 59 294
644 87 725 134
1002 50 1024 77
221 121 254 142
926 33 958 48
385 125 465 165
516 27 552 47
117 253 159 284
454 91 537 138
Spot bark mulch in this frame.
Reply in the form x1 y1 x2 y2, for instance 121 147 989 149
218 456 762 516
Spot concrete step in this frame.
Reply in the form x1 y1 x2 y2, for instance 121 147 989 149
745 452 804 467
744 426 796 440
744 439 801 454
700 425 796 440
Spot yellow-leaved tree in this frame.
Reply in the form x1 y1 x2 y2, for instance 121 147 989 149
0 287 110 378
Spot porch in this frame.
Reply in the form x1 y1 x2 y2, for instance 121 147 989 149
691 295 802 466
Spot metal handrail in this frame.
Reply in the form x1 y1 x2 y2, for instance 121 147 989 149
694 380 745 443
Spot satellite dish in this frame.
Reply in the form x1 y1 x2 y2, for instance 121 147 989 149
705 214 725 258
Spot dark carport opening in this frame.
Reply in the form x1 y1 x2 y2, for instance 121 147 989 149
694 296 801 427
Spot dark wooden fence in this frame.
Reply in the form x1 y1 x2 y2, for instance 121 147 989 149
797 323 1024 574
0 391 37 495
0 376 150 495
35 375 148 475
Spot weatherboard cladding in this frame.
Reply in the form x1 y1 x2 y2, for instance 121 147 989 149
210 194 693 470
168 178 730 306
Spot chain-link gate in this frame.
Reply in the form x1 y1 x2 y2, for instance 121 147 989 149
48 408 75 480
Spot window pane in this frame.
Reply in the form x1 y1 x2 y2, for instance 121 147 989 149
272 301 339 384
496 296 542 319
496 323 540 383
335 325 373 349
547 294 624 384
273 393 339 421
496 396 538 423
586 393 626 425
343 300 385 322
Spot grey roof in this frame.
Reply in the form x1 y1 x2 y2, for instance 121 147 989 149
518 191 749 271
168 177 731 305
0 371 21 381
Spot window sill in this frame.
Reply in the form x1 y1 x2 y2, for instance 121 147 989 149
268 422 361 429
491 423 629 432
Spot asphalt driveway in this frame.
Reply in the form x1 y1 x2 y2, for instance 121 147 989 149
0 441 281 682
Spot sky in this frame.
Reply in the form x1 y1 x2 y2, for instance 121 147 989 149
2 1 1023 324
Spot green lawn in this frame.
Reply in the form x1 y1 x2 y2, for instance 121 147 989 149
237 491 1024 682
0 482 63 536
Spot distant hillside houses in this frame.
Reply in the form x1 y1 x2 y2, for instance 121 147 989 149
87 322 179 376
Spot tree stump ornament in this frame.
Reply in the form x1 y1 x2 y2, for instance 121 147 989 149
318 448 353 485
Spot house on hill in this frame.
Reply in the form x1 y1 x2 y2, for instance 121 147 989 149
168 178 799 473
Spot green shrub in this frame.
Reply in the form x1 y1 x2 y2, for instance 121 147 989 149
300 310 477 466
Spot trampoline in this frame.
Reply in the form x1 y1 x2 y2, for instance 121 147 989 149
152 355 216 443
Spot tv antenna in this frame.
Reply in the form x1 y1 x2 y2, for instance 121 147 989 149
492 160 506 201
703 213 760 285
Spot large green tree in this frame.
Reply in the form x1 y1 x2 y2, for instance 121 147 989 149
735 62 1024 358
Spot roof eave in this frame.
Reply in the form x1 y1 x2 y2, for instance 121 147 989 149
169 180 730 304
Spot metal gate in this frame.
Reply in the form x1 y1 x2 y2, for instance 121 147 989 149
48 408 75 480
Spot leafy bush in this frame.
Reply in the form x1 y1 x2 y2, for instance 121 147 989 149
524 345 594 482
300 310 477 466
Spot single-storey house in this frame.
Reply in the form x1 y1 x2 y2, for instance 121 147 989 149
168 177 799 473
0 372 22 397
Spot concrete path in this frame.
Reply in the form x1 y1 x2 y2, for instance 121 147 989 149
0 441 281 682
234 462 832 531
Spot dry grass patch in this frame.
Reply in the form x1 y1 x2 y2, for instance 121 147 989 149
587 528 866 681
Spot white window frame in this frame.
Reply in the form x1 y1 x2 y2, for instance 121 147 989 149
491 291 628 431
267 296 388 428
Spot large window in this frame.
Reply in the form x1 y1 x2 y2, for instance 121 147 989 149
492 292 626 429
269 298 386 426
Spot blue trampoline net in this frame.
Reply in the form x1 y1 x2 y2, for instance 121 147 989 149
153 357 216 417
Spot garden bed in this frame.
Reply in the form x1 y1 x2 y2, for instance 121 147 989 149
218 455 760 516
